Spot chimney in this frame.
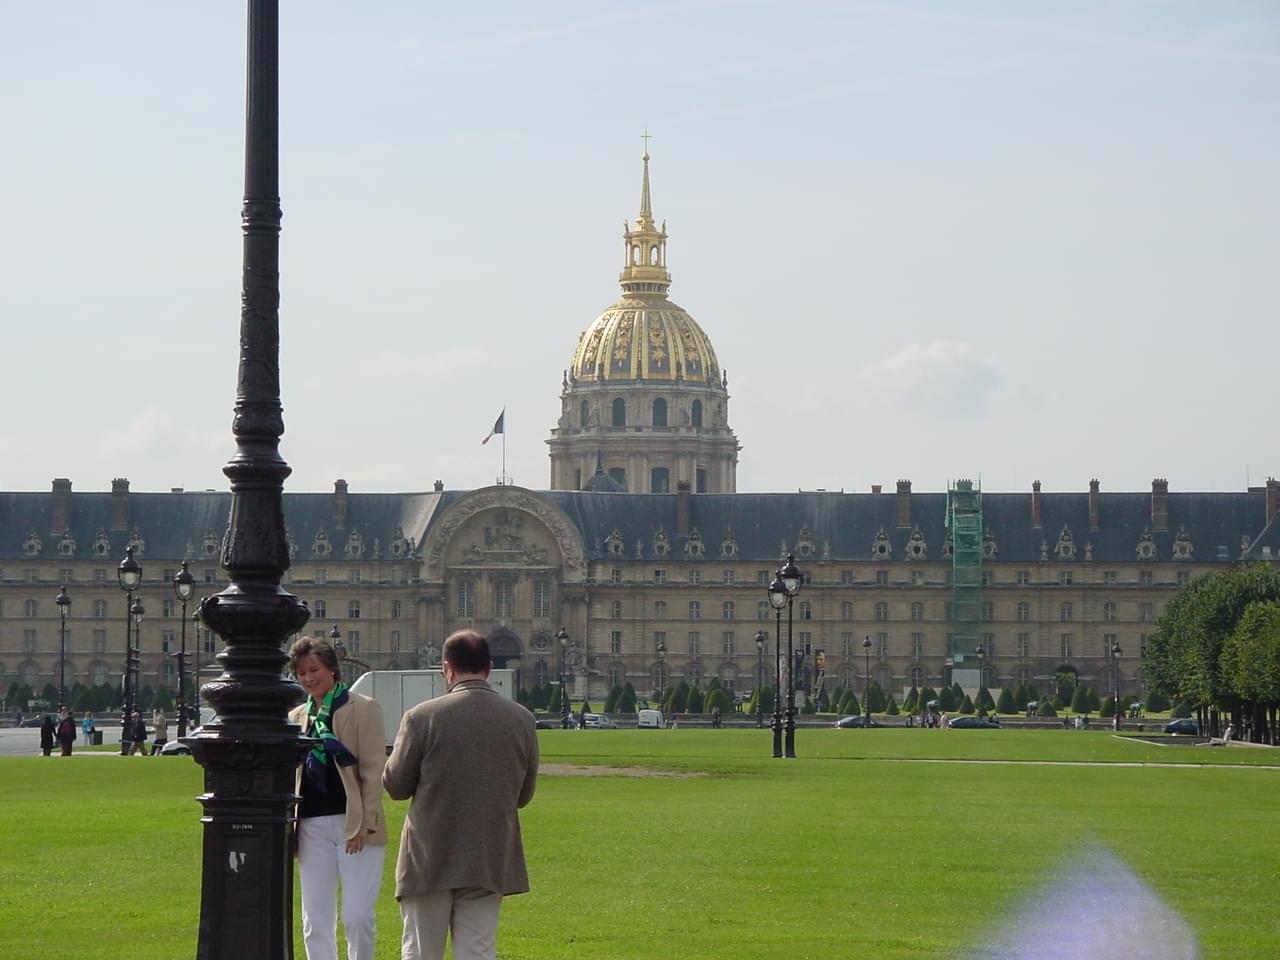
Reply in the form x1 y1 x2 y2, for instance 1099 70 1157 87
433 479 444 492
870 484 882 495
895 479 912 528
50 478 72 536
1031 480 1042 527
1264 478 1279 526
1151 478 1169 532
111 478 130 530
676 481 691 537
1088 479 1100 531
333 479 349 529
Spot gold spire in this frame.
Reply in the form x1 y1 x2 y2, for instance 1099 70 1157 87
620 135 670 296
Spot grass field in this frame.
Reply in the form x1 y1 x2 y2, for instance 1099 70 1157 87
1 728 1276 959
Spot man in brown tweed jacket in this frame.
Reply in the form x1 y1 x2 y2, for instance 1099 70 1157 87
383 629 539 960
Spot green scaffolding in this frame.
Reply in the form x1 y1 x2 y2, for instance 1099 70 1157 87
946 479 983 665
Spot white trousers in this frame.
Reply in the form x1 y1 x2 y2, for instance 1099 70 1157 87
399 888 503 960
297 814 386 960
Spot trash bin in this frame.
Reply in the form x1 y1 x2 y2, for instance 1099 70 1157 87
92 730 103 746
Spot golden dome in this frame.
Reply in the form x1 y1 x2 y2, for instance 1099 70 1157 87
570 299 721 384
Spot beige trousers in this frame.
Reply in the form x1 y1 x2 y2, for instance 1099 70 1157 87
399 888 503 960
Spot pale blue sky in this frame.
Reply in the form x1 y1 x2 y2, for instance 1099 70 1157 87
2 2 1276 497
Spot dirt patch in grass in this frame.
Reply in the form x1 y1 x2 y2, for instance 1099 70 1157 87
540 763 706 778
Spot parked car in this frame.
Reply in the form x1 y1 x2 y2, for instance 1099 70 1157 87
160 729 197 755
948 716 1000 729
17 715 47 728
834 715 882 728
581 714 617 729
637 709 665 729
1164 718 1200 736
534 718 560 730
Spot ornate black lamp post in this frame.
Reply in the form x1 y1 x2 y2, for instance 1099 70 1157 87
779 553 802 758
754 629 767 728
55 585 71 707
556 627 571 728
1111 640 1123 732
862 634 872 722
184 4 313 957
173 562 195 738
767 572 787 757
117 546 142 754
975 642 985 717
655 636 667 714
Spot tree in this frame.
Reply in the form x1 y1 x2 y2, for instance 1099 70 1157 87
1087 687 1102 712
937 686 957 711
865 681 886 714
603 685 622 713
670 680 690 714
1221 599 1280 743
951 682 965 704
1013 682 1030 711
839 691 860 716
547 685 562 713
686 685 704 714
902 686 919 715
976 687 996 713
884 694 899 716
754 685 776 714
1036 700 1058 717
1100 695 1117 719
1171 698 1193 718
707 676 723 692
830 685 845 711
996 687 1017 714
516 687 530 707
1055 673 1077 707
959 694 975 715
920 686 939 708
1144 690 1170 713
705 688 733 714
616 686 638 714
1070 686 1091 715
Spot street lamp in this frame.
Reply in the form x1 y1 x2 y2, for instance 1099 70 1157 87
330 624 347 663
55 585 71 707
975 642 985 717
768 572 788 757
1111 640 1123 732
173 562 195 737
862 635 872 722
117 546 142 755
779 553 802 758
655 636 667 713
754 630 767 729
556 627 571 728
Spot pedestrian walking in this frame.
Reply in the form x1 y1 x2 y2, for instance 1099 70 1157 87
55 707 77 756
287 636 387 960
384 629 539 960
39 714 56 756
82 711 96 746
127 711 148 755
150 708 168 755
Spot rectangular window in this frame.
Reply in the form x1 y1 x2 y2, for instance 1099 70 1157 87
758 570 771 585
205 568 218 584
203 630 217 655
841 632 855 657
94 569 107 583
798 601 812 620
495 582 513 619
93 629 107 653
1016 633 1029 659
983 602 994 622
533 581 551 618
688 632 700 654
23 629 37 653
722 601 735 620
610 568 622 585
875 602 889 622
841 570 855 585
842 601 854 621
1060 570 1073 586
610 631 623 655
391 599 402 619
1060 633 1073 659
799 632 813 655
1017 570 1030 586
654 631 666 652
162 598 175 618
653 569 666 584
162 631 175 654
59 567 74 583
315 568 326 584
1140 602 1154 623
350 568 361 584
911 602 924 622
390 631 401 654
1139 570 1153 587
722 631 735 655
876 570 889 585
911 570 924 586
722 570 736 584
876 632 888 658
654 600 666 619
348 630 361 653
611 600 623 620
688 571 702 585
981 571 993 587
1103 602 1116 623
983 633 995 657
1060 603 1073 622
348 600 361 619
1176 571 1190 588
456 582 474 619
689 601 701 620
24 569 38 583
314 599 327 619
757 601 769 620
911 632 924 658
1104 571 1118 585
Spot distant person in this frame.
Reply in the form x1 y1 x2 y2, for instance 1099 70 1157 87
127 711 148 755
287 636 387 960
39 714 55 756
55 707 77 756
712 705 722 728
150 708 168 756
82 711 96 746
384 629 538 960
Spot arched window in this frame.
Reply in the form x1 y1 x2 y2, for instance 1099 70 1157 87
652 397 667 427
691 400 703 427
650 467 670 493
909 665 925 688
649 246 659 266
611 398 626 427
580 400 590 427
631 245 640 265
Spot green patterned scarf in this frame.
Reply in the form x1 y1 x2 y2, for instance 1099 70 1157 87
304 682 356 786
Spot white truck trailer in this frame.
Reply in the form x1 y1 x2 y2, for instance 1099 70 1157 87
349 669 516 747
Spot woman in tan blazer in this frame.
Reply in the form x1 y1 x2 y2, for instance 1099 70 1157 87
288 637 387 960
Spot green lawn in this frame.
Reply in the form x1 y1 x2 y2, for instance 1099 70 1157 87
1 729 1276 959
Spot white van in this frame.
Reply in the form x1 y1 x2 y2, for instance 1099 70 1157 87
350 669 516 746
637 708 664 729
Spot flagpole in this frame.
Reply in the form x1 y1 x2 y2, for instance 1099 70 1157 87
501 416 507 485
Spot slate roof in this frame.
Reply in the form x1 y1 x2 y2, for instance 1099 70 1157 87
2 484 1269 567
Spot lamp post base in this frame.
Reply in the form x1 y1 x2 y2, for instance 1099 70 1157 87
784 707 797 759
770 711 783 758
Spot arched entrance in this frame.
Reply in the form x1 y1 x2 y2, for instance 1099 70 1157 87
488 629 525 688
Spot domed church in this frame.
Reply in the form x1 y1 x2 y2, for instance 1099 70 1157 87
548 149 740 494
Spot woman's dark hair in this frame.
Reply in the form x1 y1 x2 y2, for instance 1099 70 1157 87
287 636 342 681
